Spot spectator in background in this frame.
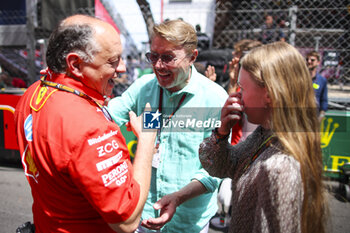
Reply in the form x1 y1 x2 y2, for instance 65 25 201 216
125 55 139 84
306 51 328 121
108 19 228 232
260 14 285 44
204 39 262 94
195 24 210 52
0 72 9 88
0 72 27 88
0 72 13 88
12 77 27 88
196 48 232 88
112 73 129 97
113 55 139 97
226 39 262 95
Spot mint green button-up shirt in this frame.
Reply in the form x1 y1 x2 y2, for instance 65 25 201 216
108 66 228 232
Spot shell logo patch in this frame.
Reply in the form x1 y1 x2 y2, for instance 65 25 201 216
22 145 39 183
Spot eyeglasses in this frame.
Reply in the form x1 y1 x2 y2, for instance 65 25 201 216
306 58 316 62
145 52 178 65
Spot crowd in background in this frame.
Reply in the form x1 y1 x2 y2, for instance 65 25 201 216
0 71 27 89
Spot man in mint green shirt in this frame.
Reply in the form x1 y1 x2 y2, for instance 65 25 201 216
108 19 228 233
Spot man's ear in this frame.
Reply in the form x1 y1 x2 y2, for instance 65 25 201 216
66 53 84 78
189 49 198 65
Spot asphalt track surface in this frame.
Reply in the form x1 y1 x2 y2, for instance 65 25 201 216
0 162 349 233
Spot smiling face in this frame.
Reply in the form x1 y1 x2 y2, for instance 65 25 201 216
238 68 270 127
79 23 126 97
306 55 320 71
150 36 196 92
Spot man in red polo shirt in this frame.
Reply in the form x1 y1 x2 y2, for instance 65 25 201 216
15 14 155 233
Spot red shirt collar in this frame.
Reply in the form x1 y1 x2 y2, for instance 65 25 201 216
45 70 105 105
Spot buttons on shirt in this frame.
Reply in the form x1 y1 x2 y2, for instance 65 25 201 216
157 178 162 185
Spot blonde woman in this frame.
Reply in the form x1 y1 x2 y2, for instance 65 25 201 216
199 42 328 233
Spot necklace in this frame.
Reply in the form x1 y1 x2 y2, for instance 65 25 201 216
243 134 276 173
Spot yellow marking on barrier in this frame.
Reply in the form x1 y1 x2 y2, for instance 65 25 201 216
329 155 350 171
0 105 15 114
321 117 339 148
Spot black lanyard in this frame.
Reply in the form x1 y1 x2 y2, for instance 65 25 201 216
155 88 187 147
159 88 187 127
41 78 113 122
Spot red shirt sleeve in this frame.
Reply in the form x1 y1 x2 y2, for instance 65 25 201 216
67 121 140 223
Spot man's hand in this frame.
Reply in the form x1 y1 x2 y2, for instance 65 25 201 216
228 57 240 83
126 103 152 138
227 57 240 94
109 103 156 233
141 193 180 230
140 180 207 230
205 65 217 82
318 110 326 123
126 111 142 138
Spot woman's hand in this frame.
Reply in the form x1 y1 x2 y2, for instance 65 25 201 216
219 92 243 135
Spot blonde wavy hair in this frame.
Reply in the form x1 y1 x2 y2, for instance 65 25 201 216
241 42 328 233
152 19 197 54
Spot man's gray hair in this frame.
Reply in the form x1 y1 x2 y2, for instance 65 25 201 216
46 21 100 73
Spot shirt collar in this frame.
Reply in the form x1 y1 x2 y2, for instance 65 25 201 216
45 71 105 105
